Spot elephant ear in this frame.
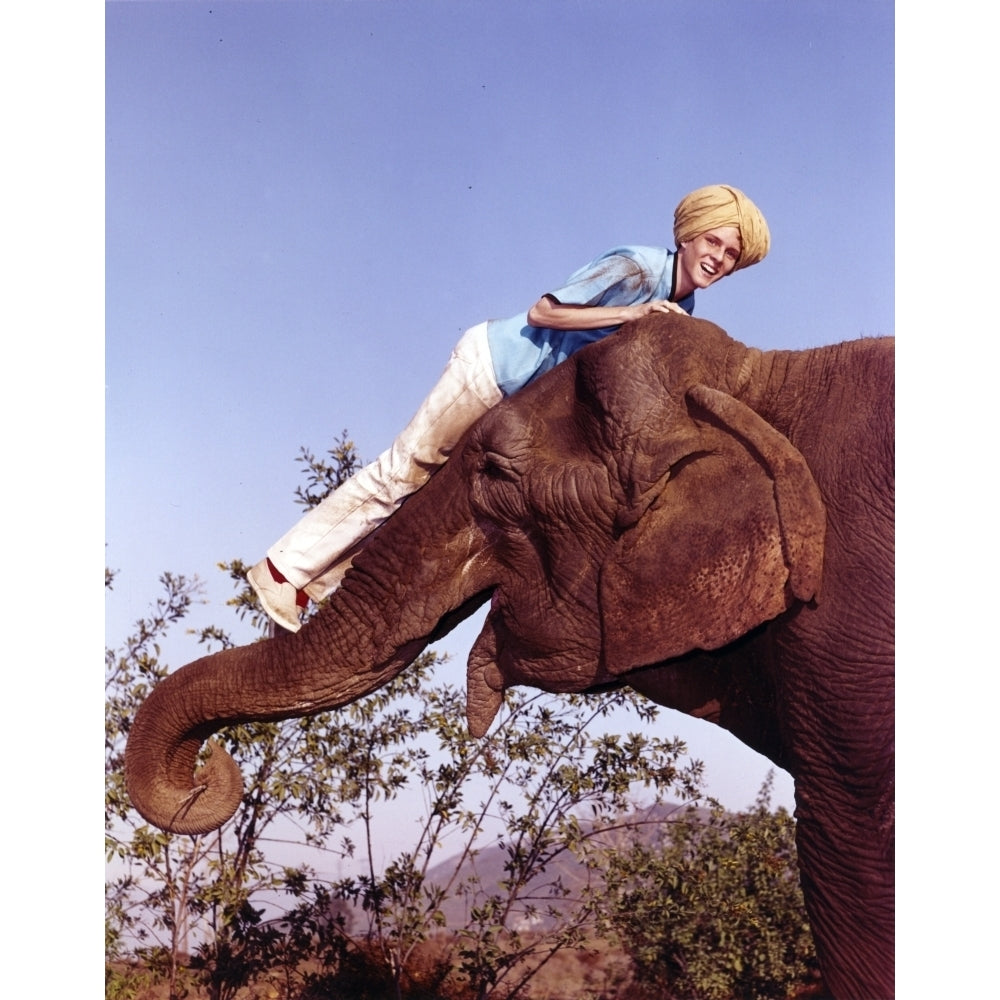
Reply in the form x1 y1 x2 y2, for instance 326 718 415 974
599 384 825 677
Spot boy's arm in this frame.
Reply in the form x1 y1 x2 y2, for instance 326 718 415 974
526 293 689 330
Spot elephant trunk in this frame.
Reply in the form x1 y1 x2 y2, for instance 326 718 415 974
123 626 420 834
124 650 251 835
125 506 497 835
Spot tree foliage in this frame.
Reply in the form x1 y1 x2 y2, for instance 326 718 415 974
593 775 821 999
330 681 703 1000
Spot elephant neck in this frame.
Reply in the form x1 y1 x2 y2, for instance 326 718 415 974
729 339 890 436
727 339 894 508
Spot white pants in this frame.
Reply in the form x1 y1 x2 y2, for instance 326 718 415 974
267 322 502 600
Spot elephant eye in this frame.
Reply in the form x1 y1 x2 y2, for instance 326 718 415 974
479 450 520 484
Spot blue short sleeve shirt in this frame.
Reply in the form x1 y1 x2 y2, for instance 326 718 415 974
486 245 694 396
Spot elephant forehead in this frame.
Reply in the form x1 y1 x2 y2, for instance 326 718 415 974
470 333 703 484
472 378 588 456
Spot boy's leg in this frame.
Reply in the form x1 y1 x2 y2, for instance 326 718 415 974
265 322 501 603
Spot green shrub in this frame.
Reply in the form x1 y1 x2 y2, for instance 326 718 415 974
597 775 821 1000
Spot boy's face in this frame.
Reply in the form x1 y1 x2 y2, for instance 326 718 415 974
675 226 742 295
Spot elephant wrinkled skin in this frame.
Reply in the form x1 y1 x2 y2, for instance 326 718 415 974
125 315 894 999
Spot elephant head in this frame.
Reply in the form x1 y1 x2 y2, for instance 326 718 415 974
125 315 894 999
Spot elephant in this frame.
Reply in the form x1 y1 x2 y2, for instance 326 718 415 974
125 314 894 1000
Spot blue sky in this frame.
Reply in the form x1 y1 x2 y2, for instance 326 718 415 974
104 0 894 818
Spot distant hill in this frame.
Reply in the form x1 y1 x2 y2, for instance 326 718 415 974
420 800 710 930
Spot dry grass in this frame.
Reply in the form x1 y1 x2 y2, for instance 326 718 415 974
108 935 829 999
108 939 632 1000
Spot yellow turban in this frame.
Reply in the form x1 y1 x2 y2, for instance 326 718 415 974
673 184 771 271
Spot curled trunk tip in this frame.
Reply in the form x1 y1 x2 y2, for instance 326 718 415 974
125 738 244 835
